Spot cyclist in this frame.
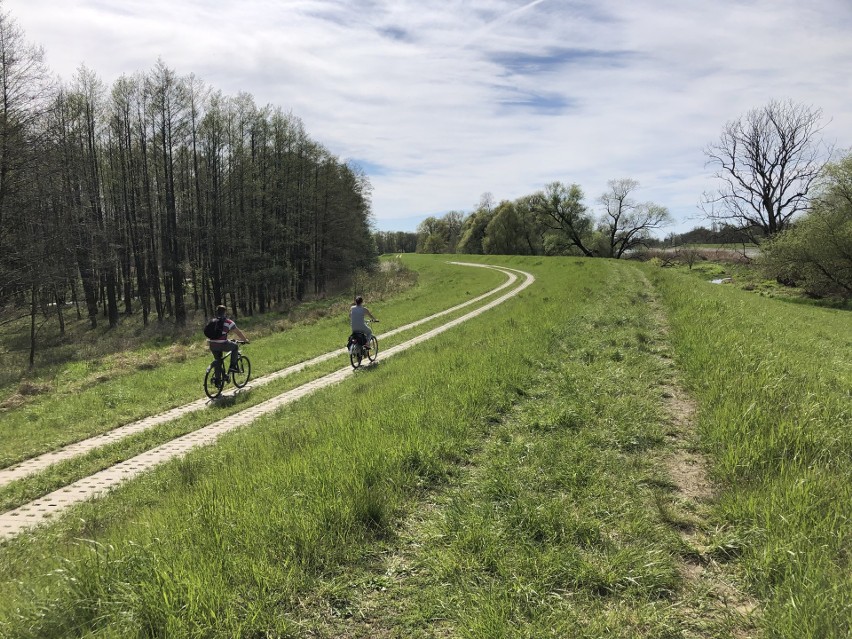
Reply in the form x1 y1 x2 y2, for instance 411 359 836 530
208 305 249 379
349 296 377 350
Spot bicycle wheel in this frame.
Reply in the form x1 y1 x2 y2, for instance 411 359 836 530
204 364 224 399
366 336 378 362
350 344 362 369
232 355 251 388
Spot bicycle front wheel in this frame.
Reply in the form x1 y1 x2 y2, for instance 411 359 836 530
204 365 224 399
232 355 251 388
366 336 378 362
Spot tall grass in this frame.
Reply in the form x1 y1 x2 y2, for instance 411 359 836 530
0 255 846 637
386 262 699 638
647 265 852 638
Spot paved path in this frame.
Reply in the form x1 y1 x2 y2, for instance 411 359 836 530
0 265 518 487
0 263 534 541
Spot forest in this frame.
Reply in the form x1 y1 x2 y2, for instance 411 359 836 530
0 9 376 357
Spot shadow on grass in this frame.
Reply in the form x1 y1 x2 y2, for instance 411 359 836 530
205 386 254 408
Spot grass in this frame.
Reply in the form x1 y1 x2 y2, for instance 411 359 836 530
0 254 848 637
0 256 505 466
0 262 518 512
648 252 850 310
646 265 852 638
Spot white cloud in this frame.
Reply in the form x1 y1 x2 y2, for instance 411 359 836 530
5 0 851 234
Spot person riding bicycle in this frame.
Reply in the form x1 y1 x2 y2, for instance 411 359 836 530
349 296 377 349
208 305 249 378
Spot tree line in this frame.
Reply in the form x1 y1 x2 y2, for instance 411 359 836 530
0 8 376 365
400 98 848 301
409 179 672 258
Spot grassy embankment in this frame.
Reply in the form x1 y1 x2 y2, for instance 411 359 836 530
0 254 848 638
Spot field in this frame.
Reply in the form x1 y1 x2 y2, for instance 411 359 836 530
0 255 849 638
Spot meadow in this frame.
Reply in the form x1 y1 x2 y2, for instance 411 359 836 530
0 255 848 638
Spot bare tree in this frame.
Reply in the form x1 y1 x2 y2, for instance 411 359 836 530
703 99 831 241
0 6 52 304
598 178 671 258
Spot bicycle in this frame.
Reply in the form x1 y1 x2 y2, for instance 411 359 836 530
348 320 379 369
204 341 251 399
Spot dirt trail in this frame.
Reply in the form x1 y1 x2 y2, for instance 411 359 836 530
0 263 534 541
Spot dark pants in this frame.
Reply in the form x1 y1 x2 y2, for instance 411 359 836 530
209 340 240 375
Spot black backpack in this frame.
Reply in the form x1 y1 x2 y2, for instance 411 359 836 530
203 317 224 340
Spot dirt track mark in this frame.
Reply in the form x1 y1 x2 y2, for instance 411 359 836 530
642 271 759 637
0 263 534 541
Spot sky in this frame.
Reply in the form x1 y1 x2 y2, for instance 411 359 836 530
4 0 851 235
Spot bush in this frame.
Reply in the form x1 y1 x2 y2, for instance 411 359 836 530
760 154 852 300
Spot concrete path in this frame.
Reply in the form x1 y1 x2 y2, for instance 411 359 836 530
0 263 534 541
0 265 518 487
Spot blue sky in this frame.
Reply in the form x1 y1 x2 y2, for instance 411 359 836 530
6 0 851 235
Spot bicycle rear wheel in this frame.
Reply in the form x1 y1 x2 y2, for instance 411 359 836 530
350 345 362 369
204 364 224 399
232 355 251 388
366 336 378 362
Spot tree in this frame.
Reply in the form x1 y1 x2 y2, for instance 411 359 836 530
443 210 465 253
149 60 188 324
373 231 417 254
760 153 852 300
481 200 539 255
0 6 51 231
416 216 448 253
0 5 53 313
530 181 595 256
0 4 379 371
457 193 495 254
597 179 672 258
703 99 831 241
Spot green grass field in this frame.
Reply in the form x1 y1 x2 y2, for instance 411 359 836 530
0 255 849 638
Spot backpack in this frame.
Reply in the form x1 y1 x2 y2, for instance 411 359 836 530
203 317 225 340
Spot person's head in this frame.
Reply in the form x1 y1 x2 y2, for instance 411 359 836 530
216 305 227 318
354 296 363 306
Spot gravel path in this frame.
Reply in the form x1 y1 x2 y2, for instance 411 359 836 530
0 263 533 540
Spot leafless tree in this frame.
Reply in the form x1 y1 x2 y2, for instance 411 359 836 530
0 6 52 298
598 179 671 258
703 99 831 242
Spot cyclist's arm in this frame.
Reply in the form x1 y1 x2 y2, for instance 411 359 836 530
232 327 248 342
365 308 377 321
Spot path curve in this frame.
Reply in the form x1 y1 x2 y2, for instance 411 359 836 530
0 263 534 541
0 266 519 487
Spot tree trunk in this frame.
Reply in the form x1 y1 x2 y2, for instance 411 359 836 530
29 283 38 368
